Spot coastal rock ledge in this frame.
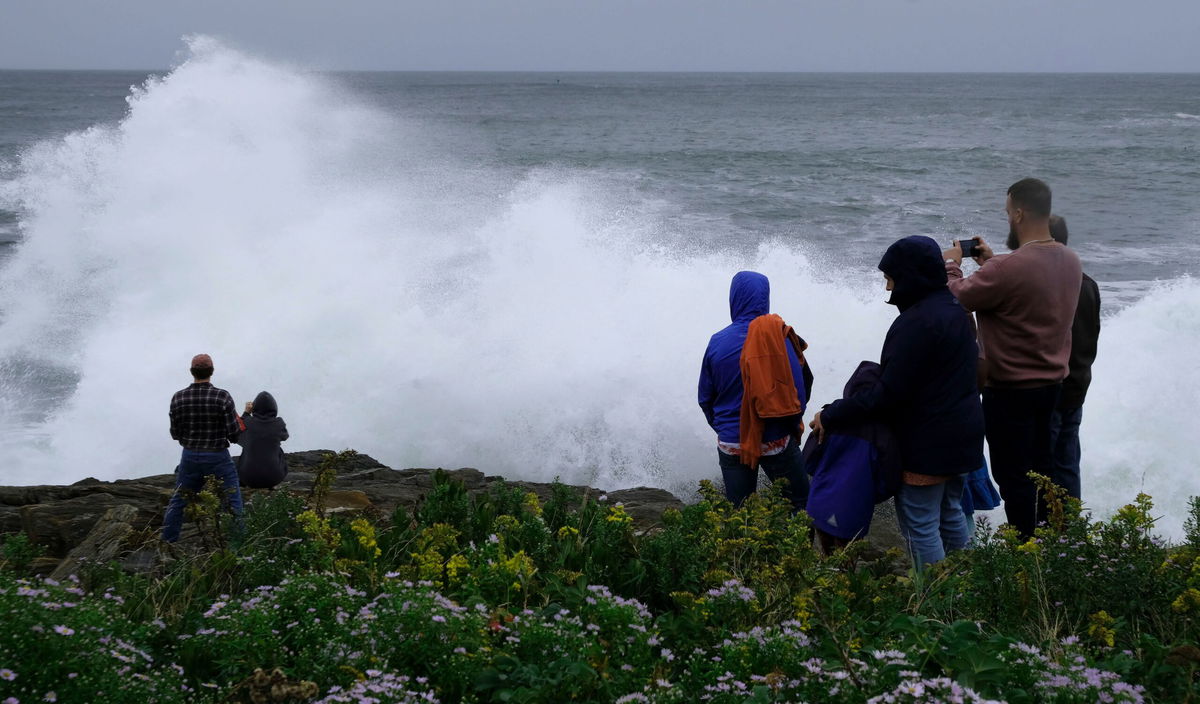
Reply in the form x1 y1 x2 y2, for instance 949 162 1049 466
0 450 686 577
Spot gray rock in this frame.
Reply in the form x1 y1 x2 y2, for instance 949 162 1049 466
19 492 164 557
51 504 139 580
865 500 912 574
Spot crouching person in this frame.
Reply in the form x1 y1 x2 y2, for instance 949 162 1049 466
237 391 290 490
162 353 246 543
699 271 813 512
810 237 983 566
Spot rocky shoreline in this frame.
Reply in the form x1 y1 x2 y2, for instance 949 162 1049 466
1 449 909 578
0 450 688 578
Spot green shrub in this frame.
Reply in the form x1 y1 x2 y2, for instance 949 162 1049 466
5 467 1191 703
0 531 43 575
0 573 195 703
176 572 368 691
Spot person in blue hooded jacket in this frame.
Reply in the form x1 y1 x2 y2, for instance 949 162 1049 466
810 236 984 566
699 271 809 511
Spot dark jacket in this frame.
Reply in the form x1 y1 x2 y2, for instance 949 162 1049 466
802 362 902 540
962 461 1002 515
820 236 984 476
1060 273 1100 409
699 271 807 445
236 391 290 489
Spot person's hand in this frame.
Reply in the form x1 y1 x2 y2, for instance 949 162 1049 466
974 238 995 264
244 401 253 414
942 242 964 266
808 411 826 444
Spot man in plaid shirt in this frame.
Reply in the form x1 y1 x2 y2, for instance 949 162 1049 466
162 353 246 542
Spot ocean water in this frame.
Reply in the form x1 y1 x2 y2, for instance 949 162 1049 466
1 38 1198 534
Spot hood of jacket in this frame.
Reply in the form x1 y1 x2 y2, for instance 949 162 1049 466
729 271 770 322
878 236 948 312
251 391 279 419
844 361 881 398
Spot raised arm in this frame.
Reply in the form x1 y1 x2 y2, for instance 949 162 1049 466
225 394 245 442
945 256 1012 313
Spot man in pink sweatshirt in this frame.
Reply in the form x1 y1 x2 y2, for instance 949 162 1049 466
942 178 1082 538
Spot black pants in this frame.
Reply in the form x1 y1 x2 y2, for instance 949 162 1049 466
982 384 1061 538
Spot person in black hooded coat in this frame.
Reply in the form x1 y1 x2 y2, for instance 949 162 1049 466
236 391 290 489
811 235 984 566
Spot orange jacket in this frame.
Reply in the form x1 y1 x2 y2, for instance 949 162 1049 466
738 313 808 467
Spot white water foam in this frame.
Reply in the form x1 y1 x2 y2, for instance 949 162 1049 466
0 39 1196 535
1078 277 1200 537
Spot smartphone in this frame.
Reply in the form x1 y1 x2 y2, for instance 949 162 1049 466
959 237 981 258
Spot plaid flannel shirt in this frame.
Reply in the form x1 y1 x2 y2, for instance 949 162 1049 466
169 382 243 451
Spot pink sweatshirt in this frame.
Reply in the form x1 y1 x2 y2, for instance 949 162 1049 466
946 242 1082 388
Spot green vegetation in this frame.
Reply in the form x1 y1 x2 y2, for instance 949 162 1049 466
1 454 1198 702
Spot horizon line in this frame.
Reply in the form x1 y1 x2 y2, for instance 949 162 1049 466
2 67 1199 76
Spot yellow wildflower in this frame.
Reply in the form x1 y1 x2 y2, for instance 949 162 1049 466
446 554 470 582
792 590 815 630
296 509 339 551
522 492 543 517
501 550 537 579
494 515 520 533
1087 610 1116 648
1172 588 1200 614
411 549 445 584
350 517 381 559
606 504 633 526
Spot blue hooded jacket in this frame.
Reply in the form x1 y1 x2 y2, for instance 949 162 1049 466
820 236 984 476
699 271 807 446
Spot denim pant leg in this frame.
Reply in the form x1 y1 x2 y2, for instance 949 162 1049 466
938 475 970 554
1049 406 1083 500
719 450 758 508
213 452 245 539
759 439 808 513
895 483 948 566
212 452 244 517
162 455 208 542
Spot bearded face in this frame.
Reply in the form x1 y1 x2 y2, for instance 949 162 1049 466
1006 220 1020 251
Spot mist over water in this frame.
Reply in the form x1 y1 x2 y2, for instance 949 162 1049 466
1 40 1197 535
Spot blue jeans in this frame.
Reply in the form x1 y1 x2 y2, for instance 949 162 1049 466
718 438 808 513
162 449 244 543
894 475 969 567
1048 406 1083 500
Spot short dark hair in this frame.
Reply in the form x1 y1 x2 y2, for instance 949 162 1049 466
1048 215 1068 245
1007 178 1052 219
190 365 214 380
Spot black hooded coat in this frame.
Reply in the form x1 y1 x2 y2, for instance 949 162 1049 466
236 391 290 489
820 236 984 476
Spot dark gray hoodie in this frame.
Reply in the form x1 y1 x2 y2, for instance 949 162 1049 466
236 391 289 489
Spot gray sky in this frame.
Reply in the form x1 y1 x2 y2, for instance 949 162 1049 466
2 0 1198 72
